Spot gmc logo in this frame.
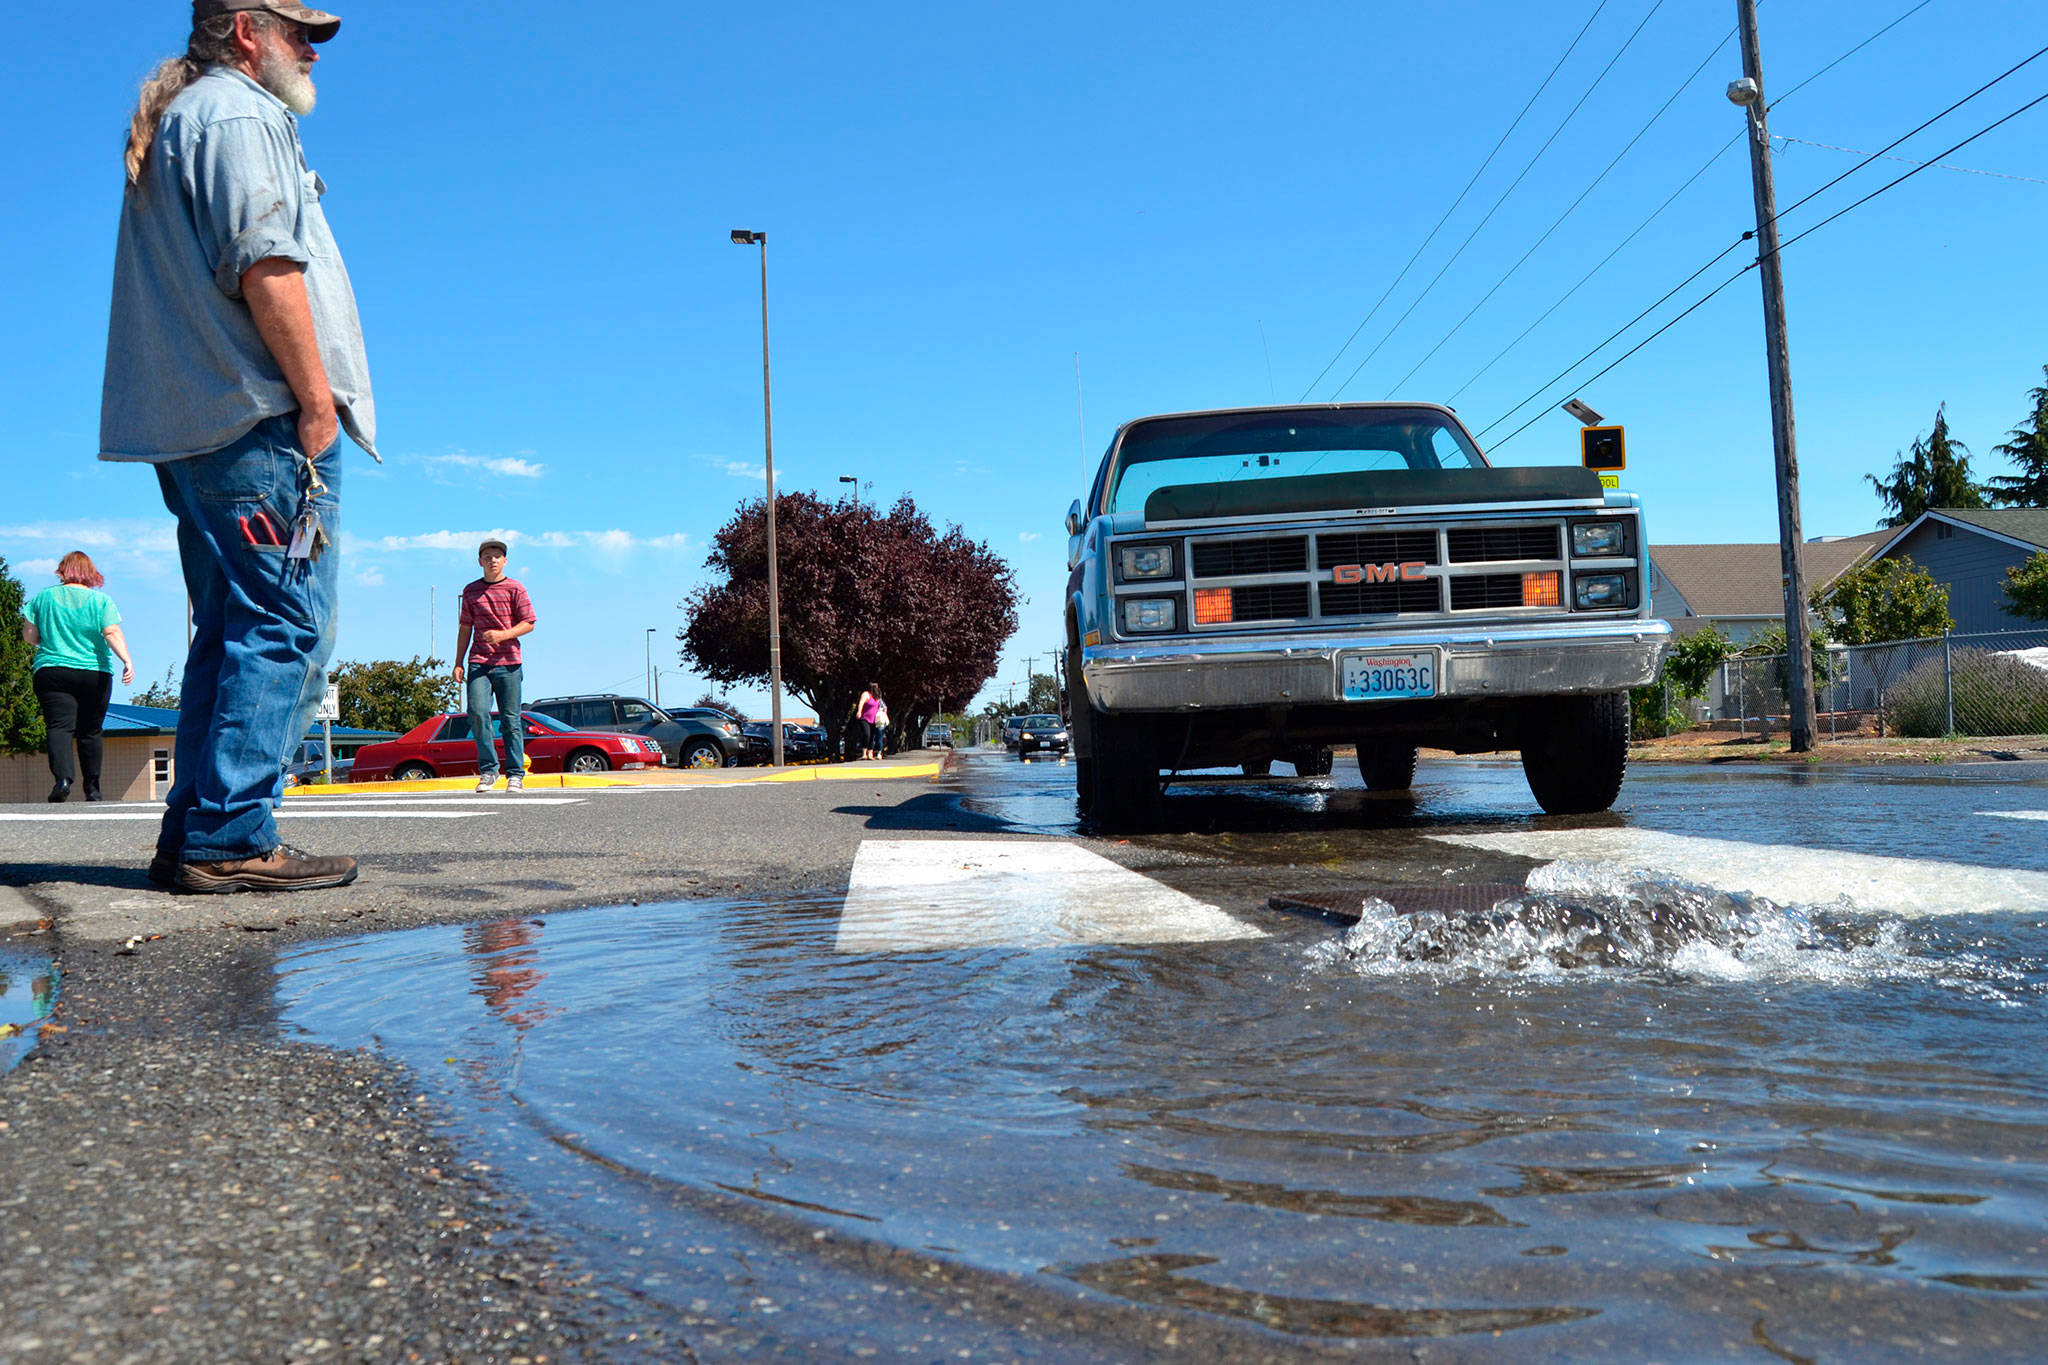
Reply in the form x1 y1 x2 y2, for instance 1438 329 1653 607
1332 562 1428 584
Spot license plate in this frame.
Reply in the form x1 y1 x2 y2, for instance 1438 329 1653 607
1341 650 1437 701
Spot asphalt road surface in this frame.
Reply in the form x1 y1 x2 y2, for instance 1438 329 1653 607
5 750 2047 1361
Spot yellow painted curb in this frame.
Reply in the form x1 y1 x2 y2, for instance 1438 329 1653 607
292 757 945 796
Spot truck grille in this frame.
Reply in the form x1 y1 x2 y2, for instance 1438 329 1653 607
1450 574 1529 610
1321 579 1442 615
1446 526 1559 562
1229 583 1310 621
1191 537 1308 577
1317 529 1439 566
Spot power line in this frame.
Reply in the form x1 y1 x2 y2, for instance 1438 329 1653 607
1446 0 1941 405
1482 84 2048 455
1295 0 1611 402
1474 40 2048 444
1327 0 1671 401
1383 21 1737 399
1772 133 2048 187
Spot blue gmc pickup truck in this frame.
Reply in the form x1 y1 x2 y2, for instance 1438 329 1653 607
1062 402 1670 829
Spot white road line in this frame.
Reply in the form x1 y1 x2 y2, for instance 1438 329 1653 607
1983 810 2048 823
0 810 501 822
1433 829 2048 916
836 839 1264 952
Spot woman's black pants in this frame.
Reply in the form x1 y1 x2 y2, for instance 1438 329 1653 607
34 666 113 790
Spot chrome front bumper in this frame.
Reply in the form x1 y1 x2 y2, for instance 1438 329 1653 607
1082 619 1671 713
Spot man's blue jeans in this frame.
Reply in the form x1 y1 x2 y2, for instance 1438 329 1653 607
467 664 525 777
154 414 341 862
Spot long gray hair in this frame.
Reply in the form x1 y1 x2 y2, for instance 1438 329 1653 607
123 12 278 189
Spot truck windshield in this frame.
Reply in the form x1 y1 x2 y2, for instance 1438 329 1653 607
1106 407 1486 514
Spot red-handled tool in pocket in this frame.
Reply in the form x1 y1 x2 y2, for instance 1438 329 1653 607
239 512 283 546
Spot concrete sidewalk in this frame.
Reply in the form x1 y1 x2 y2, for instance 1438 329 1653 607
294 748 950 795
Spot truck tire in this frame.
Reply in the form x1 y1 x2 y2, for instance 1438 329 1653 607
1354 743 1418 791
1287 746 1334 777
1240 757 1272 777
1521 691 1630 815
1087 713 1162 831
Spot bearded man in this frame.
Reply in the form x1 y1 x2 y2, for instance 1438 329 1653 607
102 1 373 893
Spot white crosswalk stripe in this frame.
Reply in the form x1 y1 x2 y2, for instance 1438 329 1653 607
1433 829 2048 916
836 839 1263 952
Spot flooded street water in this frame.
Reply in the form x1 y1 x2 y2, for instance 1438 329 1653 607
277 755 2048 1360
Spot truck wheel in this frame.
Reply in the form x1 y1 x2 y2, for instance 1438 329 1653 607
1087 713 1162 831
1240 757 1272 777
1521 692 1630 815
1287 746 1334 777
1355 743 1417 791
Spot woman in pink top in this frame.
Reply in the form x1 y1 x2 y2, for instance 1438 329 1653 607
856 686 883 760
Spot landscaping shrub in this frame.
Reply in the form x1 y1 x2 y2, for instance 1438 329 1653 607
1888 648 2048 737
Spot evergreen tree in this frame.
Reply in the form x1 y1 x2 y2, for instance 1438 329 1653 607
1813 556 1953 645
1867 404 1987 527
1987 365 2048 507
0 556 47 755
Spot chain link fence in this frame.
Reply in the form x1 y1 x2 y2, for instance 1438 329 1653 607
1702 628 2048 738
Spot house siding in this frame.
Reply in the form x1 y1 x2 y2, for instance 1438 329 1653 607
0 737 170 803
1881 524 2036 633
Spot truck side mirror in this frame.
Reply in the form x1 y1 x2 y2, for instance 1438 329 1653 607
1065 499 1085 537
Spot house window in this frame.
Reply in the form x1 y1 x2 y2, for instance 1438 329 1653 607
152 749 171 799
1936 522 1953 540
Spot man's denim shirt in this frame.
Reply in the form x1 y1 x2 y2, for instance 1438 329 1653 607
100 67 377 463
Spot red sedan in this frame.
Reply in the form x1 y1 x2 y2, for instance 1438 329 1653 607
349 711 665 781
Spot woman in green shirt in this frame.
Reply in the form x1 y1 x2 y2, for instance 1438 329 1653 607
20 552 135 802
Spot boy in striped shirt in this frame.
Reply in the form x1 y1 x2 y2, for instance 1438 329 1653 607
453 538 538 791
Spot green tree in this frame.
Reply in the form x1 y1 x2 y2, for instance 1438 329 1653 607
1813 556 1953 645
329 656 458 735
130 665 181 710
0 556 45 756
1868 404 1987 527
2006 552 2048 621
1665 625 1732 700
1988 365 2048 507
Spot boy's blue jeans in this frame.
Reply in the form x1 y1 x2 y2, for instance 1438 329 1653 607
467 664 525 777
154 414 341 863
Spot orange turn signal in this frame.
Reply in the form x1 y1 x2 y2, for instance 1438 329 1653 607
1194 587 1234 625
1522 572 1561 606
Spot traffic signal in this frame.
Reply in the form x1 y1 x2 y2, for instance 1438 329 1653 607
1580 425 1625 471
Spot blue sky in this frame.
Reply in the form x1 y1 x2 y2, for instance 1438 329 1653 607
5 0 2045 716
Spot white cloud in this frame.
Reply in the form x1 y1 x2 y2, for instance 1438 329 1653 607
354 565 386 587
342 528 691 555
1019 531 1042 542
0 518 178 552
424 453 546 479
724 461 774 484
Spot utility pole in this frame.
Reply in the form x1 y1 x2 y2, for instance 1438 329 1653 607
1732 0 1817 752
732 229 785 767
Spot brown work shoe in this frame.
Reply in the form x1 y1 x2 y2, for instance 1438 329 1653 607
176 843 359 894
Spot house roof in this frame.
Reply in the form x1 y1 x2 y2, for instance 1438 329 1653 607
100 703 396 741
1873 507 2048 560
1651 531 1890 619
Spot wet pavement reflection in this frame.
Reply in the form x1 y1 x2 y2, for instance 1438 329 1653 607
278 753 2048 1359
0 949 58 1073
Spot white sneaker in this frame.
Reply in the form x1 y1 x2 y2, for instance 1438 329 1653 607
476 775 498 793
507 774 524 793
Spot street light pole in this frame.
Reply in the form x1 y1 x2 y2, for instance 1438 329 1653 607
1731 0 1817 752
732 229 785 767
645 627 655 701
838 473 859 508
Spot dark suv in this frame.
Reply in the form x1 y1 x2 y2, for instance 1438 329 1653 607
527 695 744 769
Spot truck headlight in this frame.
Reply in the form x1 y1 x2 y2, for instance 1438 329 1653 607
1119 544 1176 580
1574 572 1631 608
1121 596 1179 632
1571 520 1629 557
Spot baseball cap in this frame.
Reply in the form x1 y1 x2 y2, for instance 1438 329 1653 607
192 0 343 42
478 538 509 557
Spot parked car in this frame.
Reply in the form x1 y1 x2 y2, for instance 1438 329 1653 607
924 722 955 748
1002 716 1025 749
1015 714 1070 755
528 694 744 769
349 711 665 781
741 720 828 764
282 738 354 787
